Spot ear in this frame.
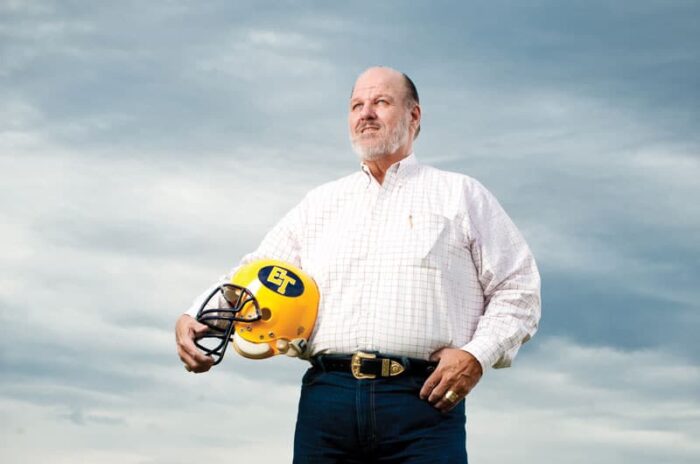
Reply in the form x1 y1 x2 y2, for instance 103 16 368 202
411 104 422 139
411 103 421 124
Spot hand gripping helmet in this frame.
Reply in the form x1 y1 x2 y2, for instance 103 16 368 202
195 259 319 364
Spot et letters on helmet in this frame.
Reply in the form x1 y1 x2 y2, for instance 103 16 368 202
258 265 305 297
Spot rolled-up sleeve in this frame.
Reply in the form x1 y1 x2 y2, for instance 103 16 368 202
460 182 541 370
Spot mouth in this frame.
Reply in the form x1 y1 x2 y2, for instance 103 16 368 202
359 125 380 134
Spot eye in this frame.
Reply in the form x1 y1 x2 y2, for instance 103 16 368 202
351 102 362 111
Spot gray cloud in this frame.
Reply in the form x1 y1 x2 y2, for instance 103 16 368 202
1 1 699 462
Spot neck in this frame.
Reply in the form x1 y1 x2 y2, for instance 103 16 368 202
363 148 412 185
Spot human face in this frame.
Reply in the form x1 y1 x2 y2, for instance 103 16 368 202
348 69 413 161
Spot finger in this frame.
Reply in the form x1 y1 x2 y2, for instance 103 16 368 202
187 339 215 367
187 329 216 365
432 385 466 412
177 329 214 370
178 348 198 370
428 367 471 405
179 320 214 358
427 375 453 404
419 371 442 400
179 348 214 373
177 337 206 367
176 327 202 360
190 359 214 373
434 395 461 413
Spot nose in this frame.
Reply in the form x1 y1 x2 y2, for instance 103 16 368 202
359 102 376 119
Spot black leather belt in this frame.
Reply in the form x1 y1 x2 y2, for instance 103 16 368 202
311 351 437 379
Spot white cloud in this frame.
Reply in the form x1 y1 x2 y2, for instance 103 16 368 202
247 28 323 52
194 26 334 81
469 337 700 463
2 3 699 462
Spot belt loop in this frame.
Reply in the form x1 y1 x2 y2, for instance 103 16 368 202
400 356 411 372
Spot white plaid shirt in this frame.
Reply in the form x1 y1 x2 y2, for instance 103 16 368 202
188 154 540 370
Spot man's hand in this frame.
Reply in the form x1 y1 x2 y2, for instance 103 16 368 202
175 314 214 373
419 348 483 412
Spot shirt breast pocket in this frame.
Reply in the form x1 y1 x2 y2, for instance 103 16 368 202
385 212 450 268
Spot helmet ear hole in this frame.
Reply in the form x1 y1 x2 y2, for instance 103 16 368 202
260 307 272 321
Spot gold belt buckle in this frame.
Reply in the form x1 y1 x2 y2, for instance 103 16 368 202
351 351 376 379
351 351 406 379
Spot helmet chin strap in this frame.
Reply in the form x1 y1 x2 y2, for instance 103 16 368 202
232 332 274 359
286 338 308 358
232 333 310 360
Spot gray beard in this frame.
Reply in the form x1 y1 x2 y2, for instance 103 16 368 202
351 115 410 162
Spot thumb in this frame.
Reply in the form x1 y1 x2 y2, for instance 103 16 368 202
191 320 213 336
429 348 445 362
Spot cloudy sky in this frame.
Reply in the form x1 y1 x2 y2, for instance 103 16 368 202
1 1 699 462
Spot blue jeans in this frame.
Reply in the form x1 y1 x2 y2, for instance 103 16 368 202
293 366 468 463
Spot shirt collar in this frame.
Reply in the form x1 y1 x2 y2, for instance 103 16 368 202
360 152 418 182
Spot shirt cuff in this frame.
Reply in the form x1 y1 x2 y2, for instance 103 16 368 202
461 338 501 373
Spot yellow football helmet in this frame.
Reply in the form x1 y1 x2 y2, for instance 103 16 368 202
195 259 319 363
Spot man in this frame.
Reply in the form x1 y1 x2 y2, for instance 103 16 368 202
176 66 541 463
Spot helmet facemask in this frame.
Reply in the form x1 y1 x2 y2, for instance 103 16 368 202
195 284 261 365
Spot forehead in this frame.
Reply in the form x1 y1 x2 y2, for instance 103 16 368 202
351 70 404 100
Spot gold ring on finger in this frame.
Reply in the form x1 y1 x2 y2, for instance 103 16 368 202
444 390 459 403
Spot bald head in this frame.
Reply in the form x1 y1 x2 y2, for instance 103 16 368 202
352 66 420 109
